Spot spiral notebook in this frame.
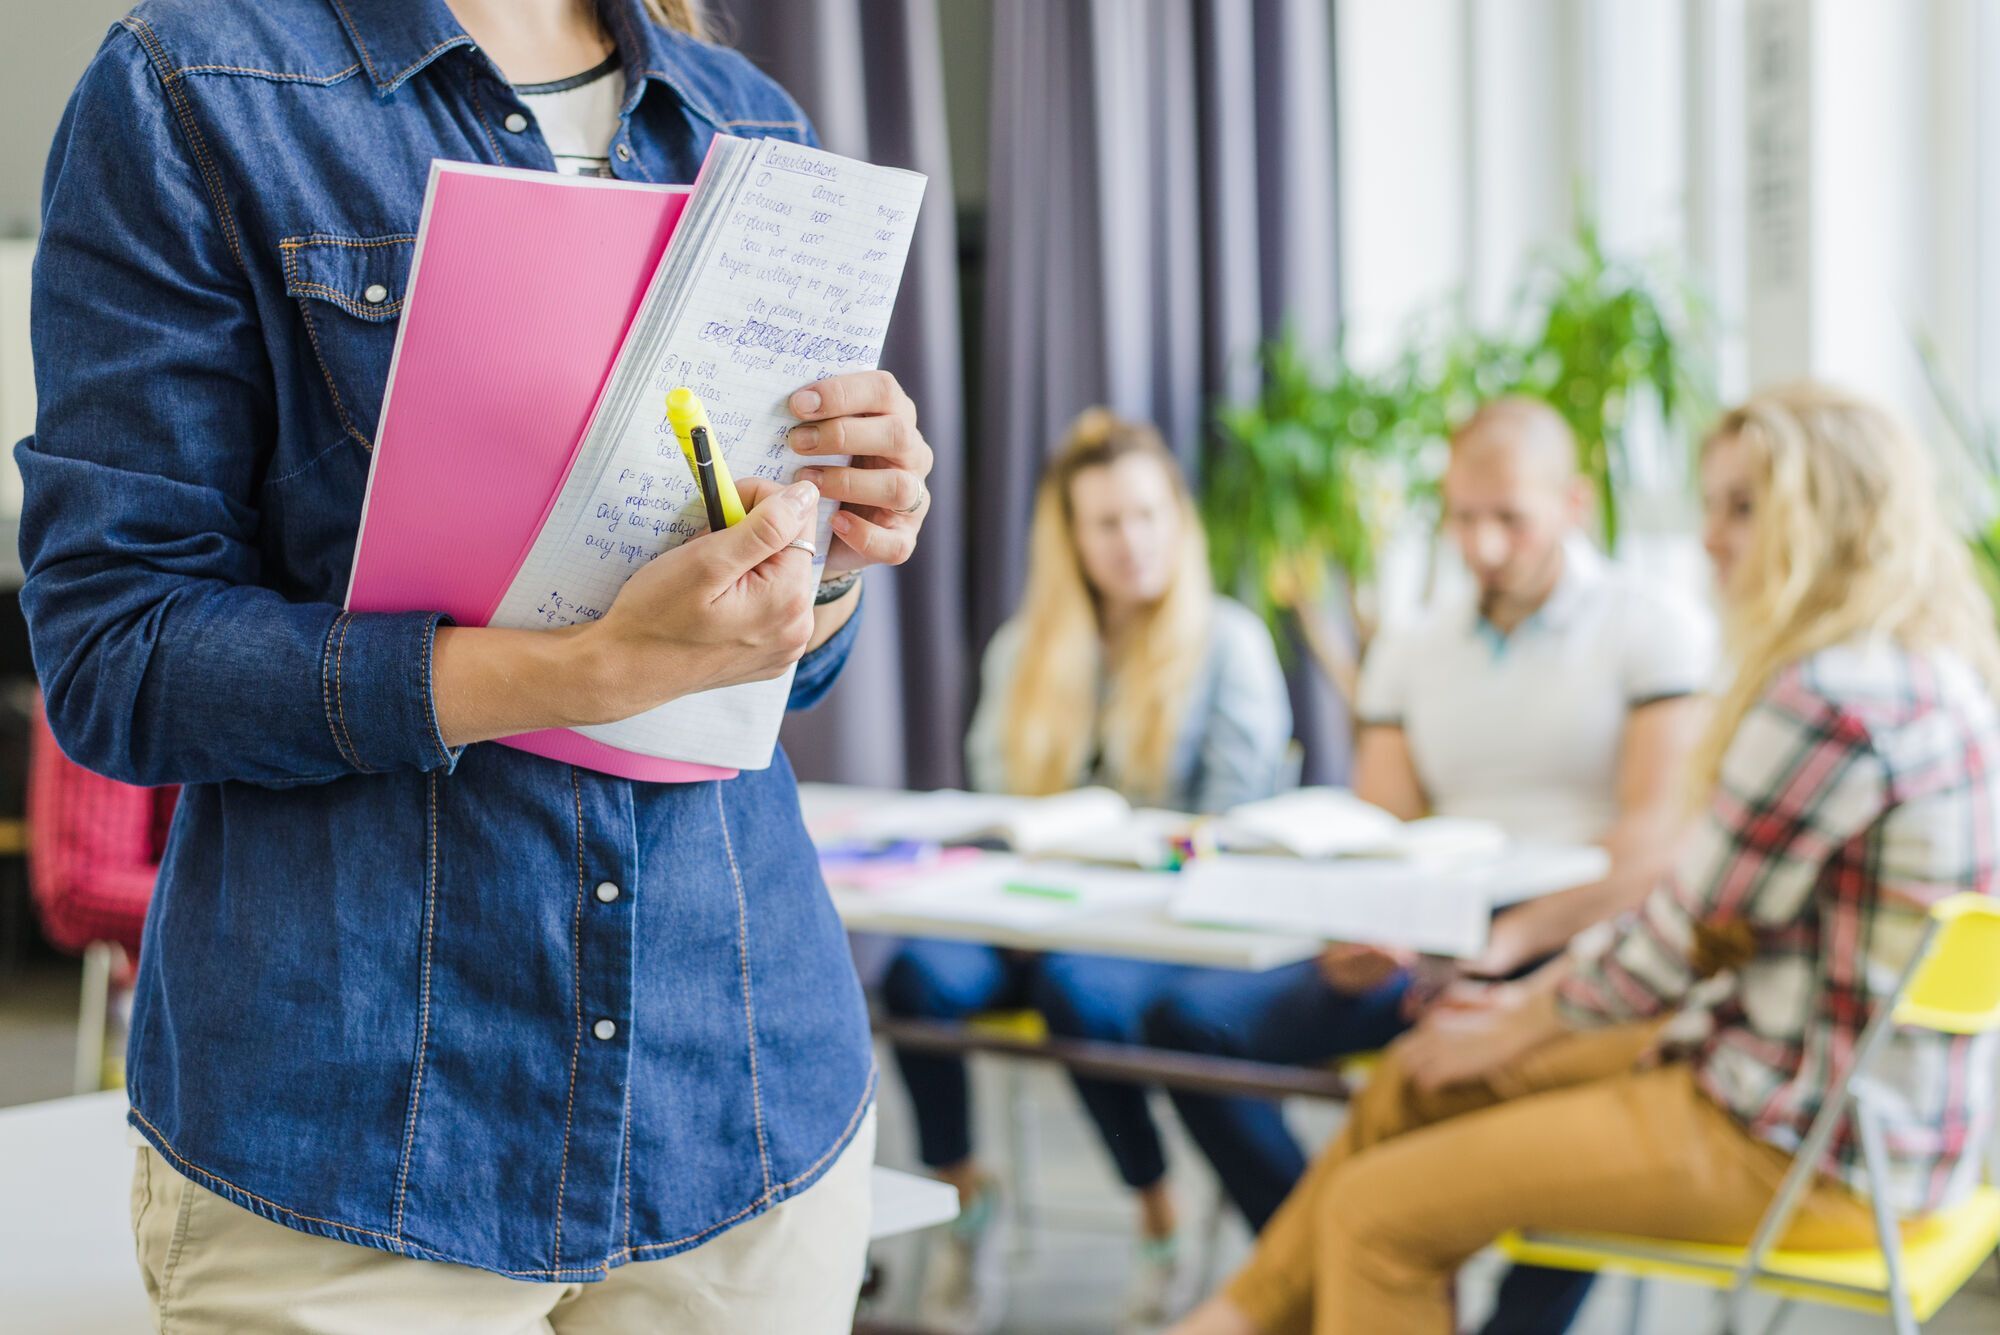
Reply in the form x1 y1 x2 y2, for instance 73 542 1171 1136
347 138 926 777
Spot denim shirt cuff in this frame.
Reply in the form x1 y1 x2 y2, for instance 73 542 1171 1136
787 587 863 712
319 609 462 775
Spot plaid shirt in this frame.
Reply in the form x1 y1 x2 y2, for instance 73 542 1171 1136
1559 641 2000 1214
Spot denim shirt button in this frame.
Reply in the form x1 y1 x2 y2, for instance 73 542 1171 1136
503 112 529 133
614 143 632 162
592 1019 617 1041
594 880 620 903
362 284 388 305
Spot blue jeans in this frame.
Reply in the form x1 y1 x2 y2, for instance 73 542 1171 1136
881 942 1186 1189
1144 962 1595 1335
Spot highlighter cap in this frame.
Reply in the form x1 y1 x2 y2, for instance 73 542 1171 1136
666 386 708 435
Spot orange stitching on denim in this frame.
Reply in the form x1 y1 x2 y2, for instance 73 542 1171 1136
622 1069 877 1258
134 1072 876 1280
130 1109 412 1252
421 617 451 768
552 766 587 1267
393 772 441 1237
280 235 412 320
286 281 404 319
328 0 383 86
320 612 362 770
123 18 247 273
466 77 504 162
281 239 373 447
333 610 369 771
295 295 373 451
621 1079 634 1248
178 62 362 85
714 782 773 1192
279 234 418 251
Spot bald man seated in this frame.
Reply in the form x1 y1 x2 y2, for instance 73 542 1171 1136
1143 398 1716 1335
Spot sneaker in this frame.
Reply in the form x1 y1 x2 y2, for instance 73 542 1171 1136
916 1180 1009 1334
1121 1233 1195 1333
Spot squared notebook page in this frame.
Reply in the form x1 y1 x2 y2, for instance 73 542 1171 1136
490 136 928 769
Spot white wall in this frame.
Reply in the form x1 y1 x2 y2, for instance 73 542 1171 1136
1 3 133 237
1338 0 1997 608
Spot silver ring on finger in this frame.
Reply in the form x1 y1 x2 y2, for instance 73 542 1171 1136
897 484 928 516
785 538 816 556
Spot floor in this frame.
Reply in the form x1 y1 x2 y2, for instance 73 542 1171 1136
5 955 1999 1334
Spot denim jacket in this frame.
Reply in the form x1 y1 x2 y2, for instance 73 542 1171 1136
18 0 875 1281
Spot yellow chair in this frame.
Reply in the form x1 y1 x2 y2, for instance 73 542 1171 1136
1497 893 2000 1334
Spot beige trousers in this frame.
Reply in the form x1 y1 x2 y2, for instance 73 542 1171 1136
1223 1026 1879 1335
129 1107 876 1334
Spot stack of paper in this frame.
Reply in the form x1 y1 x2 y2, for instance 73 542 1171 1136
858 856 1177 931
830 787 1169 861
1214 788 1507 864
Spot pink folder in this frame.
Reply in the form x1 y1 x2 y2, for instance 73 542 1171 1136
346 161 734 782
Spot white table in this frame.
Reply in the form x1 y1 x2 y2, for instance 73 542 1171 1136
802 784 1606 970
0 1092 958 1334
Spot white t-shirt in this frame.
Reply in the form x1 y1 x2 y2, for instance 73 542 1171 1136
516 53 626 178
1355 536 1717 845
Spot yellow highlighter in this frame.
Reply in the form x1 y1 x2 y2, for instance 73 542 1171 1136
665 387 746 530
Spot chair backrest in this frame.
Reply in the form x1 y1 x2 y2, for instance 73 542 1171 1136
1895 893 2000 1035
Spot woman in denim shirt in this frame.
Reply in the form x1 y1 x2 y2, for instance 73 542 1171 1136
20 0 934 1328
883 410 1293 1332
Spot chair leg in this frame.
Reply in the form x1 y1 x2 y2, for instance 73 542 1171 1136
1193 1172 1228 1297
1755 1298 1797 1335
1623 1274 1646 1335
1852 1101 1918 1335
73 941 114 1095
1003 1060 1038 1258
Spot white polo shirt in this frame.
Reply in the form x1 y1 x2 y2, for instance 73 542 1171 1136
1355 537 1717 846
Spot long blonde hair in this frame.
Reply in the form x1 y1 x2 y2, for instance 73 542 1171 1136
640 0 705 38
1694 381 2000 788
1001 410 1214 800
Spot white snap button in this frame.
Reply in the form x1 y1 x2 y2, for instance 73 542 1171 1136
593 1019 617 1041
595 881 620 904
504 112 529 133
615 143 632 162
362 283 388 305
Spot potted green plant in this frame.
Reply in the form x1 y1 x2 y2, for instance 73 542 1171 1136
1202 215 1711 700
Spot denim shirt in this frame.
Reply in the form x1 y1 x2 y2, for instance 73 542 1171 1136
18 0 875 1281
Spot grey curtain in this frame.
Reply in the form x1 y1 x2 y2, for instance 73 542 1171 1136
723 0 1352 788
975 0 1352 781
719 0 971 790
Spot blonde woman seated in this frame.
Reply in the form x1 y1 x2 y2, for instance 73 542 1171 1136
884 409 1292 1331
1171 382 2000 1335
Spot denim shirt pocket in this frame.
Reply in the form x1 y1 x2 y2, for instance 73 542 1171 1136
280 232 415 451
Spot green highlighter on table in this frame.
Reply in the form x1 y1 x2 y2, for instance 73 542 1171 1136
666 386 747 531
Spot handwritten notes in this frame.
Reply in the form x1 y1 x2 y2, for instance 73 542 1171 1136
488 136 927 769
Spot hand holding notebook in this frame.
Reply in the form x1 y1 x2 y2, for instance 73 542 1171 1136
581 477 822 719
348 136 927 776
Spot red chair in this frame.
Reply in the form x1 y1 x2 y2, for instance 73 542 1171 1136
24 696 177 1092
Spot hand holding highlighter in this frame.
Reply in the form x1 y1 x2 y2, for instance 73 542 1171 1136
666 387 746 532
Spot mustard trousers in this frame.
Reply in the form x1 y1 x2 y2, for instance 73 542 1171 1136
1223 1026 1878 1335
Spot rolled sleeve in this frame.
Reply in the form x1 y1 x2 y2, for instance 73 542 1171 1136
18 31 455 788
785 588 864 712
320 609 460 775
1354 626 1410 728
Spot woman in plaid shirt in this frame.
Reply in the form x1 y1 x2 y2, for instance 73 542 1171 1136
1171 382 2000 1335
